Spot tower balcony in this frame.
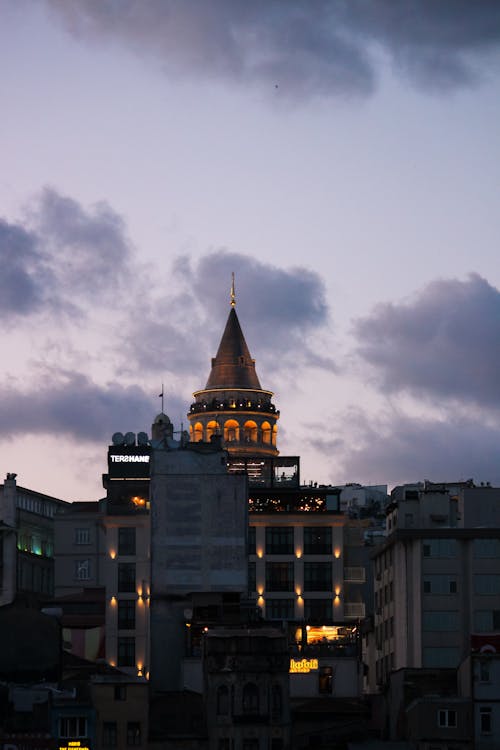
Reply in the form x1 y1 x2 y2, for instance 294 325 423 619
189 398 279 416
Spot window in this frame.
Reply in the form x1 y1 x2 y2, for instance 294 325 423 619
102 722 117 747
248 526 256 555
319 666 333 694
118 563 136 592
74 559 91 581
75 528 90 545
423 611 459 631
265 562 294 592
117 636 135 667
114 685 127 701
216 685 230 715
127 721 141 746
248 562 256 593
265 598 294 620
218 740 231 750
242 683 259 714
479 661 491 682
423 539 457 558
118 599 136 630
304 598 332 621
266 527 294 554
118 527 136 556
474 609 500 632
304 562 332 592
423 575 458 595
59 717 87 738
438 709 457 728
423 648 460 668
271 685 282 718
304 527 332 554
243 741 259 750
474 574 500 595
480 706 492 734
474 539 500 558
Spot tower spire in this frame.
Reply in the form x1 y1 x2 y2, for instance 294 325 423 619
230 272 236 308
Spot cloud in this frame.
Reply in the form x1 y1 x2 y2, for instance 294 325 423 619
310 408 500 488
0 188 134 325
120 249 335 378
354 274 500 408
0 220 48 317
45 0 500 98
0 370 170 442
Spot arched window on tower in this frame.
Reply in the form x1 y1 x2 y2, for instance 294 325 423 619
272 425 278 447
193 422 203 442
261 421 271 445
206 420 220 441
243 420 258 443
224 419 239 443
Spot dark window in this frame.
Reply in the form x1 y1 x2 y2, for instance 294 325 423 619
248 562 256 593
59 717 87 738
266 527 294 554
127 722 141 746
319 666 333 694
266 562 294 592
118 563 136 593
216 685 230 715
271 685 282 718
266 598 295 619
304 562 332 592
480 707 492 734
438 709 457 728
117 636 135 667
118 527 136 556
304 527 332 554
118 599 136 630
248 526 256 555
114 685 127 701
242 683 259 714
102 722 117 747
304 598 332 621
243 741 259 750
218 740 231 750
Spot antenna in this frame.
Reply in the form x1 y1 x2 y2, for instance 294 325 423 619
230 272 236 308
159 383 164 413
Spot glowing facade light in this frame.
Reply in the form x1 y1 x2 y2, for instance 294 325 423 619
334 548 341 559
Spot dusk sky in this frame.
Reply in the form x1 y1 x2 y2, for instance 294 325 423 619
2 1 500 500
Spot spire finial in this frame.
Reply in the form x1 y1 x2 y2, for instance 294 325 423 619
230 272 236 308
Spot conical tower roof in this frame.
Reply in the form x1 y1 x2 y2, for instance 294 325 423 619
205 307 262 390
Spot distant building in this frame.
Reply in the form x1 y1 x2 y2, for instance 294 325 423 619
0 473 68 606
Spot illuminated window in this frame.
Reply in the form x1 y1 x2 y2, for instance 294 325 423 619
194 422 203 442
261 421 271 444
224 419 239 442
118 527 136 556
243 420 258 443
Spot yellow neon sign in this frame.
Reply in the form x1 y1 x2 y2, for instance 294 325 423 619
289 658 319 673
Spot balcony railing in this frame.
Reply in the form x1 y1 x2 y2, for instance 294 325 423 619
343 567 366 583
344 602 365 619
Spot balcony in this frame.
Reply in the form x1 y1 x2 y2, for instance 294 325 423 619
344 567 366 583
344 602 365 619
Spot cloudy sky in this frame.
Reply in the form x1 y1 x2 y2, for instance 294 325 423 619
1 1 500 500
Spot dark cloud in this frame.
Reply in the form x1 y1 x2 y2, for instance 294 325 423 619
45 0 500 97
0 189 134 324
310 409 500 488
0 370 177 442
354 274 500 408
121 249 335 378
0 220 48 317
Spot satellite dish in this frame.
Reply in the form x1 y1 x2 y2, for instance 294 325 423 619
112 432 124 446
124 431 136 446
137 431 149 446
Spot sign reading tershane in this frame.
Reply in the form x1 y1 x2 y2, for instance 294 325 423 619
108 448 151 479
110 454 150 463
